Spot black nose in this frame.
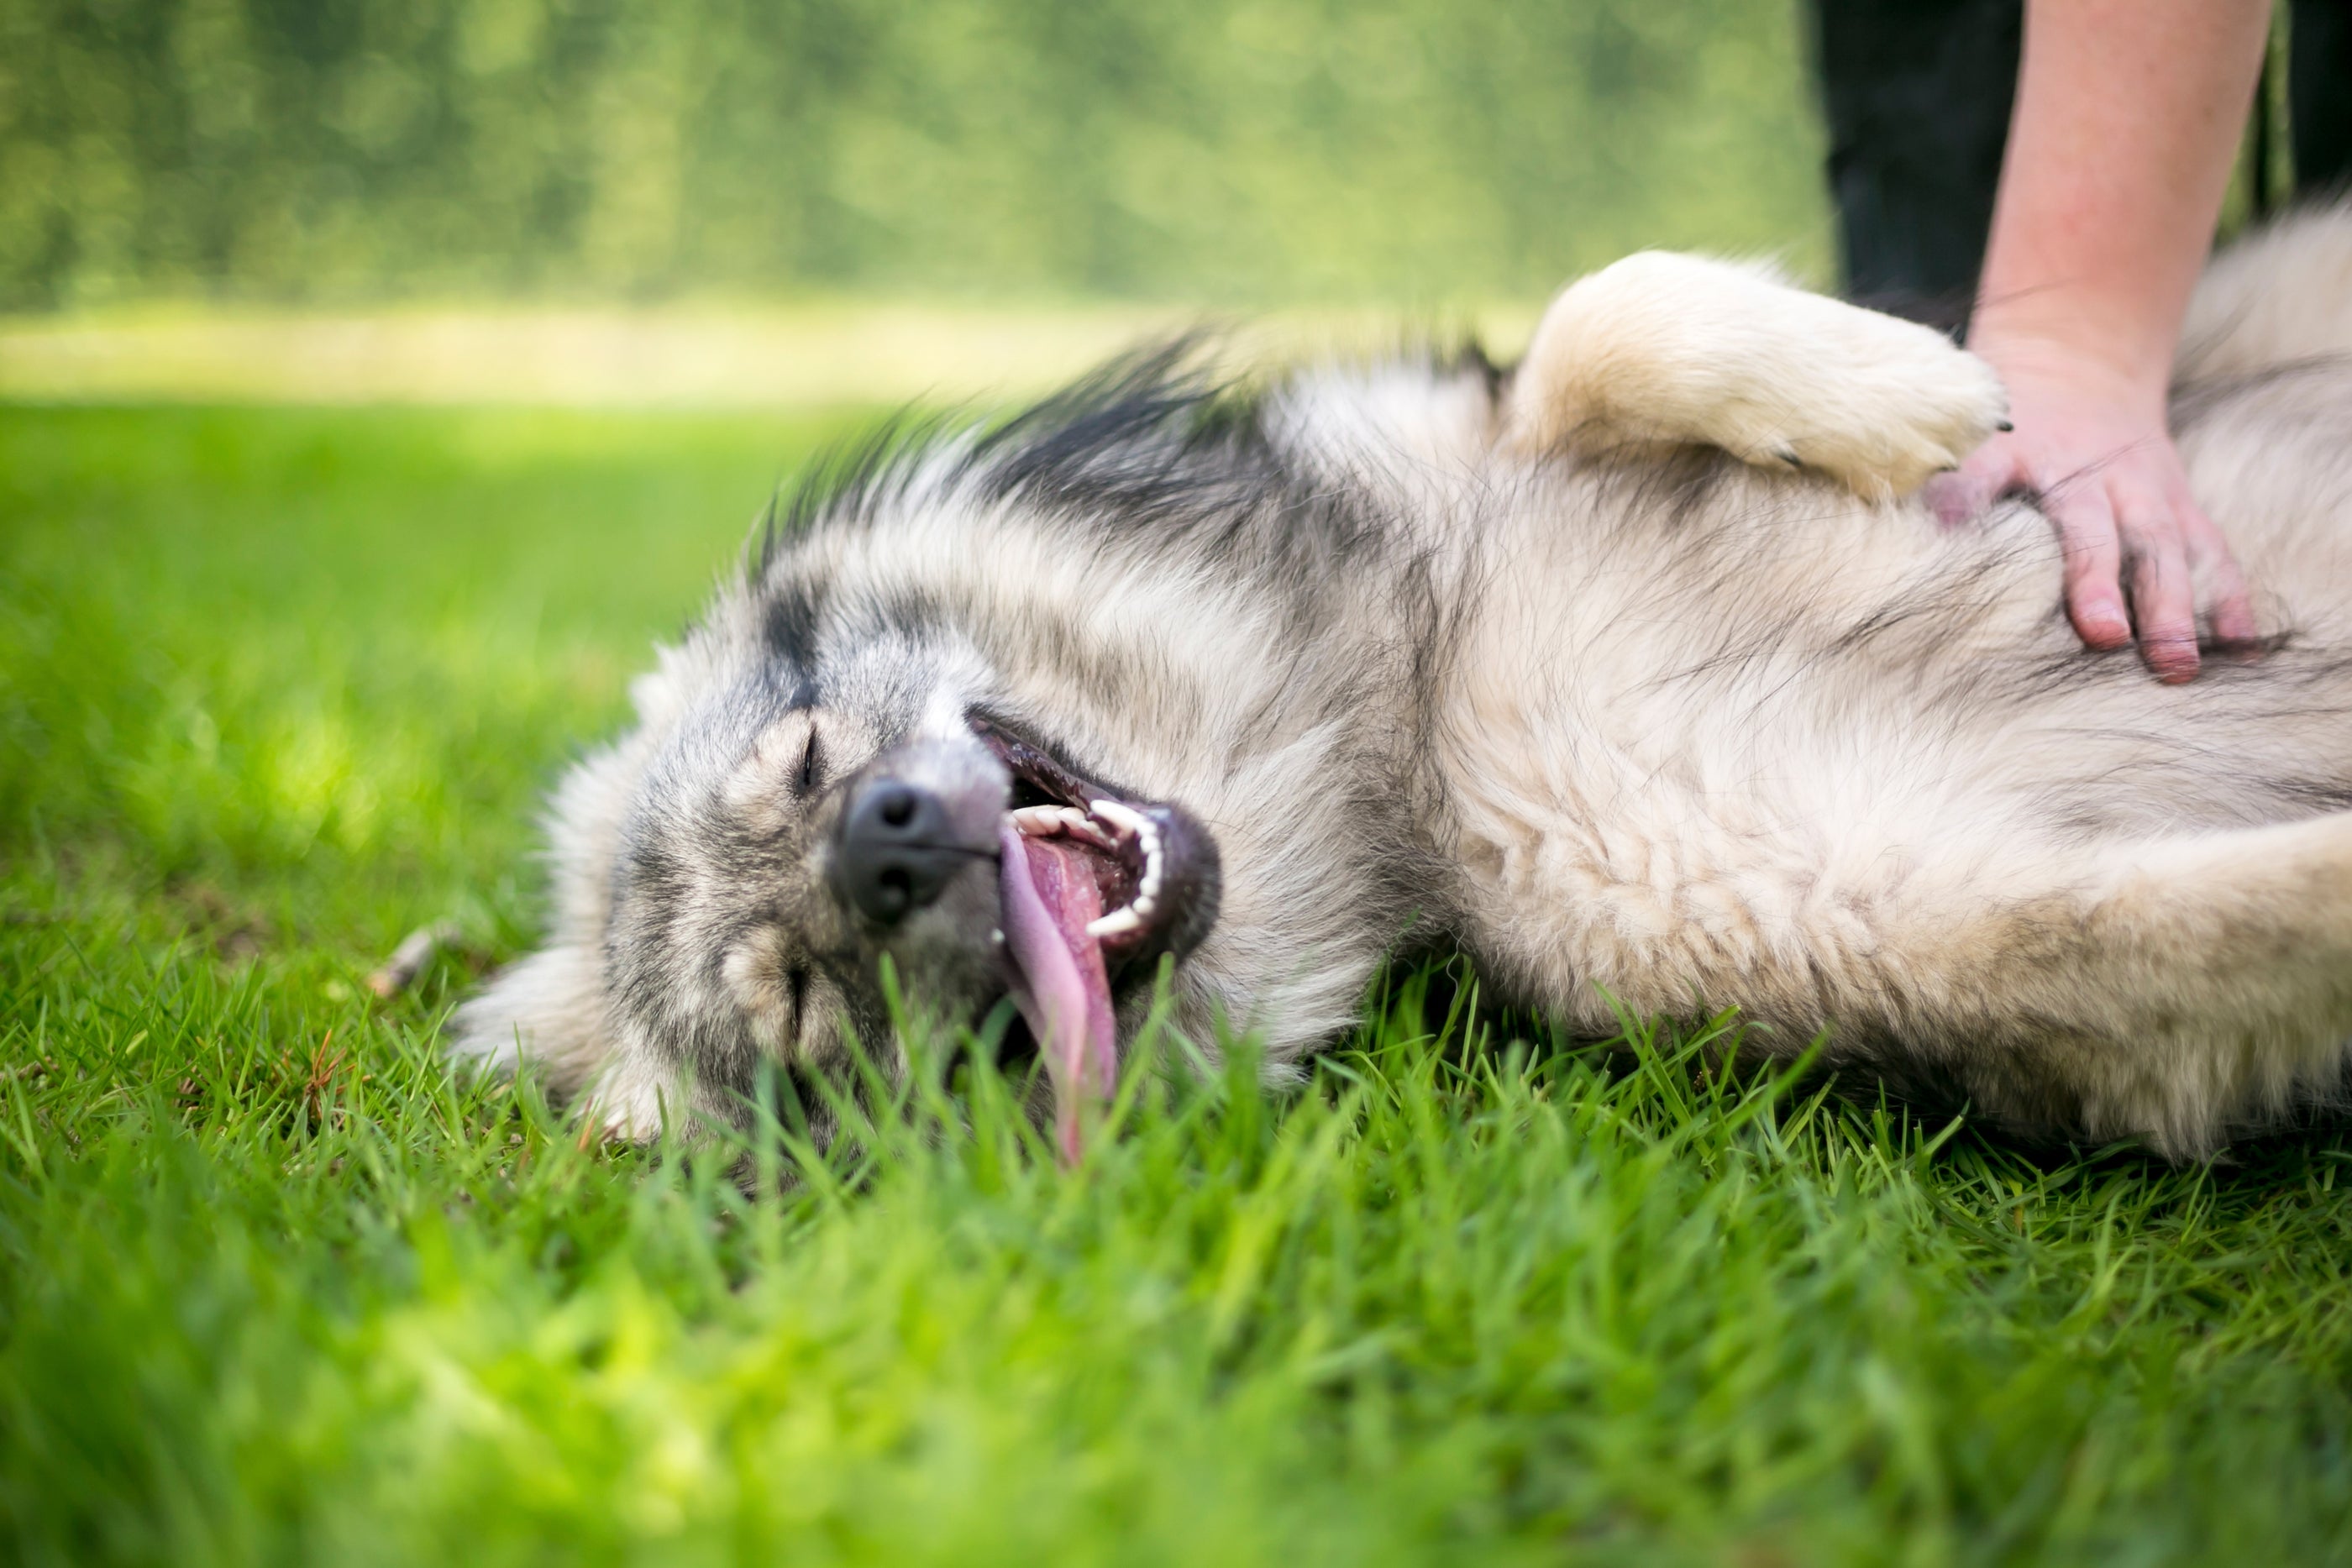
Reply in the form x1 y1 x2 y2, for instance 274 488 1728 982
835 779 974 926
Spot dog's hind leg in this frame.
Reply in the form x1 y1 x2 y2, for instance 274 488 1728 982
1472 795 2352 1156
1789 812 2352 1156
1501 251 2010 500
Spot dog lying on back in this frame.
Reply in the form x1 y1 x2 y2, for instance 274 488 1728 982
457 207 2352 1161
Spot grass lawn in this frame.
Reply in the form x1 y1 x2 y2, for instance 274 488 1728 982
5 401 2352 1565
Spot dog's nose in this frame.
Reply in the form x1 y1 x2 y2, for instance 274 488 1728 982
836 779 972 925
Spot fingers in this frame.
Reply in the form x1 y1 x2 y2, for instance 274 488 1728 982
2097 461 2199 681
2176 480 2258 648
2124 532 2199 683
2045 480 2135 653
2200 549 2259 648
1922 425 2255 679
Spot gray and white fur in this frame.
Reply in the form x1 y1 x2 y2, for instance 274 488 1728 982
457 204 2352 1160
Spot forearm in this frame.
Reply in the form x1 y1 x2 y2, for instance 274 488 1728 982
1971 0 2271 408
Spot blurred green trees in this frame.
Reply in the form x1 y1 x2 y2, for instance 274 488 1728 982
0 0 1830 310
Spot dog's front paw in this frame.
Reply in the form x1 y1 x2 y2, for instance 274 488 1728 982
1505 252 2009 501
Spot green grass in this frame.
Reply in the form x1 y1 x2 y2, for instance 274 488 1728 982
6 403 2352 1565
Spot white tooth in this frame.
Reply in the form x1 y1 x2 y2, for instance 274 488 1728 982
990 928 1005 945
1011 805 1064 834
1131 895 1156 916
1086 907 1145 938
1139 873 1161 899
1089 798 1149 838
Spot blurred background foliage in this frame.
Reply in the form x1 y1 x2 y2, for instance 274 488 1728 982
0 0 1832 312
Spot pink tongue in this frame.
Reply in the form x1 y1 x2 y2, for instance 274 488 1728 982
997 819 1118 1163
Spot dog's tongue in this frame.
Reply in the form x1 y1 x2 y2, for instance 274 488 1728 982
997 818 1117 1162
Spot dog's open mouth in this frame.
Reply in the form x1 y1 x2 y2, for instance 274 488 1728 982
973 716 1218 1160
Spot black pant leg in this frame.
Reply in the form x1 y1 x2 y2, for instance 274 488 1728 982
1811 0 2022 325
2292 0 2352 192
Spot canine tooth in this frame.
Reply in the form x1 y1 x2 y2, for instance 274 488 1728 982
1131 895 1156 917
1059 810 1117 848
1089 798 1149 838
1086 907 1145 938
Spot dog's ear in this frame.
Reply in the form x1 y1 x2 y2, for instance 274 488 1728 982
1501 250 2008 501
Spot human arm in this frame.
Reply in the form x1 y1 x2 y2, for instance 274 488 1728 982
1935 0 2271 680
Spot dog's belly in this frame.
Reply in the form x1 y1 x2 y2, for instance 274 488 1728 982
1416 433 2352 1023
1424 471 2042 1027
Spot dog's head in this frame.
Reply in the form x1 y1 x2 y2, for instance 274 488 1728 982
457 354 1431 1158
455 512 1225 1160
622 640 1220 1158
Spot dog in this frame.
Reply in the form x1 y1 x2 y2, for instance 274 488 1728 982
454 205 2352 1162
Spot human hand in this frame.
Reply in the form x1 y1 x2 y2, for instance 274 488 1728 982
1925 344 2255 682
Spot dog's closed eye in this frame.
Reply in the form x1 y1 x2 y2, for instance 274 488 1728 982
794 727 824 797
786 964 810 1045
